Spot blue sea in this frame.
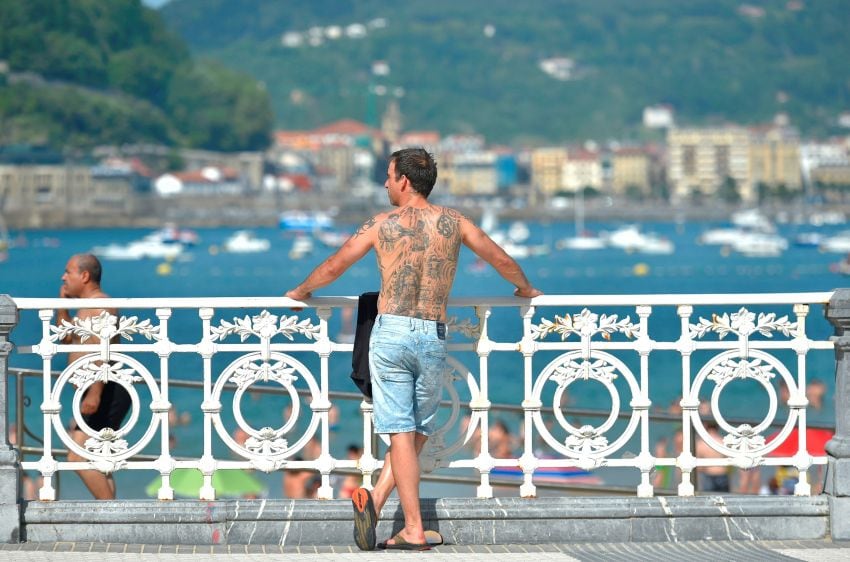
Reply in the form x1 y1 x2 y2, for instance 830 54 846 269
2 218 845 498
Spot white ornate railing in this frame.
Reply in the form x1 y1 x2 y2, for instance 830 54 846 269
9 293 835 500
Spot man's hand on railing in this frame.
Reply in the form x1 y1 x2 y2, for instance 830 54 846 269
285 289 311 311
514 286 543 298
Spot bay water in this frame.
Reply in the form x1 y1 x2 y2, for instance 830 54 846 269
2 219 844 498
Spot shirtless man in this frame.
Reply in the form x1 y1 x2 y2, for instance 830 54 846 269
57 253 130 499
695 423 731 493
285 147 542 550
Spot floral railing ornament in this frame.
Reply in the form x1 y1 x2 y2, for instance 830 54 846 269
209 310 319 342
531 308 640 341
689 308 797 340
50 311 161 343
446 316 480 340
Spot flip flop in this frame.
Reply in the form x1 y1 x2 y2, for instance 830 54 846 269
378 533 432 551
424 530 444 546
351 487 377 551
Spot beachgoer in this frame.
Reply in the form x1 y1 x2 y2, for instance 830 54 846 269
285 147 542 550
58 253 130 499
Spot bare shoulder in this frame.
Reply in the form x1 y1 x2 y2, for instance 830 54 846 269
352 212 390 239
435 206 467 220
76 292 117 319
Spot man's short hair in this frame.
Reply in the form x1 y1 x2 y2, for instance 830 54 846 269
75 253 102 284
390 147 438 197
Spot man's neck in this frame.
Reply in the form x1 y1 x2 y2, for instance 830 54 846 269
78 286 103 299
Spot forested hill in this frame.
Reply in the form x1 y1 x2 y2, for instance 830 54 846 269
0 0 273 151
160 0 850 143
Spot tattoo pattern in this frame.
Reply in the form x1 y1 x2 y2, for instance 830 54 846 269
376 206 462 321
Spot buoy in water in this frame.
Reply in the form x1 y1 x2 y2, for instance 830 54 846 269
156 262 172 276
633 263 650 277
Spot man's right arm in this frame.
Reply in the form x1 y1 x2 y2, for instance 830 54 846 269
285 215 379 301
460 217 543 298
56 285 73 343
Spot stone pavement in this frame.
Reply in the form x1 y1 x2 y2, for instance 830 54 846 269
2 541 850 561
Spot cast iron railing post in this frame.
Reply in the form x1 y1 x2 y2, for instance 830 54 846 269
825 288 850 539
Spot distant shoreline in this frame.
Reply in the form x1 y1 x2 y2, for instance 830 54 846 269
6 196 847 230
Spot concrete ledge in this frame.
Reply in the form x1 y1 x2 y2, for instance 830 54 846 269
21 496 829 545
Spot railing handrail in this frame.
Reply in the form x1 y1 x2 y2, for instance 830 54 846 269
10 291 835 310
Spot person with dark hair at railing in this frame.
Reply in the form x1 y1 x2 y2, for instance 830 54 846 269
286 147 542 551
57 253 130 499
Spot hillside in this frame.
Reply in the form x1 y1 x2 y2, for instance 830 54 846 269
0 0 273 151
160 0 850 143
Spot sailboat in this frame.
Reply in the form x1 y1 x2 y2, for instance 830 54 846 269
555 188 606 250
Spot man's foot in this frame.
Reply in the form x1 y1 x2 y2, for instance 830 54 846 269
378 532 431 551
351 487 377 551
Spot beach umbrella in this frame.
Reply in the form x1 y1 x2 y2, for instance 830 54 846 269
145 468 267 499
767 427 833 457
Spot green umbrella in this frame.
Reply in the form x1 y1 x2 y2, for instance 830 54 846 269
146 468 267 499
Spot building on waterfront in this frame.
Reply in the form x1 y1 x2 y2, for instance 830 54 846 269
0 150 149 228
611 147 653 197
154 166 245 197
800 139 850 196
748 125 802 195
271 119 381 194
530 146 568 196
438 150 499 196
562 148 603 193
667 126 754 202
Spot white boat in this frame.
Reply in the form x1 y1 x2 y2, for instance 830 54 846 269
794 232 824 247
314 229 350 248
699 227 749 246
605 225 646 251
288 235 314 259
150 225 199 246
557 234 606 250
93 236 184 260
637 234 675 255
508 221 530 243
731 209 774 231
223 231 270 253
603 225 675 254
556 188 606 250
809 211 846 226
279 210 334 232
730 232 788 257
820 232 850 253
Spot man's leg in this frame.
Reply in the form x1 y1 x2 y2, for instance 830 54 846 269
68 429 115 499
384 431 427 545
371 432 428 515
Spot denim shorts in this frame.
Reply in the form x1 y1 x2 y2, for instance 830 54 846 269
368 314 447 436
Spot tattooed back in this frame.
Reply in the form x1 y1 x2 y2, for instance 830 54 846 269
374 204 463 322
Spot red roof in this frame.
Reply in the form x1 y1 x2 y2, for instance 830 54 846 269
312 119 376 136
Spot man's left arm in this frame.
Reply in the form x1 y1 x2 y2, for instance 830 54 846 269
285 217 378 301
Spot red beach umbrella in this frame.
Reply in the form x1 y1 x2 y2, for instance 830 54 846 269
767 427 833 457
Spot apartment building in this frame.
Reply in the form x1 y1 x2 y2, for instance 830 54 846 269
530 147 568 195
749 126 802 191
610 147 651 196
667 127 753 202
438 150 499 196
562 149 603 193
